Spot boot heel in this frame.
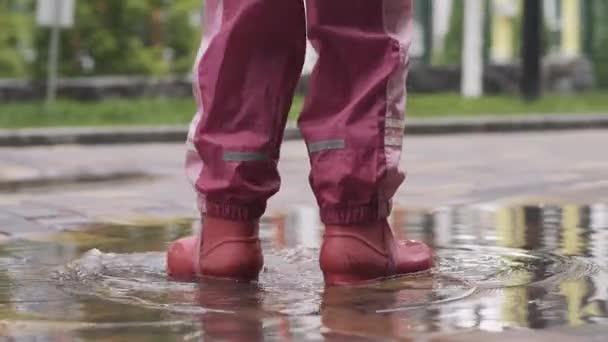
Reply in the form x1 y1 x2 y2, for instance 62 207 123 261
200 239 263 282
319 234 390 286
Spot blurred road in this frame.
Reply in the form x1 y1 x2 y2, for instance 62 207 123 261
1 130 608 235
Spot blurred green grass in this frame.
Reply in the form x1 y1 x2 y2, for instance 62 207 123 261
1 92 607 129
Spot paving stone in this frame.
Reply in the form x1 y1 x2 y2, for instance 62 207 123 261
0 204 65 219
0 164 40 181
33 215 94 231
0 212 47 235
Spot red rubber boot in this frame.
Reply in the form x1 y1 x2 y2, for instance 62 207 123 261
167 217 263 282
320 219 433 286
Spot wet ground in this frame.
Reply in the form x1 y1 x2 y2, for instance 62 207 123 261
2 132 608 340
1 203 607 341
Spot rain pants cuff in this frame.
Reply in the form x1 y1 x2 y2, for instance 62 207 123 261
320 201 392 225
205 200 266 221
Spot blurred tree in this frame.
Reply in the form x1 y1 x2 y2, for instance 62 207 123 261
433 0 463 66
32 0 202 77
592 0 608 88
0 0 202 78
0 0 203 78
167 0 202 73
0 0 34 77
1 0 605 88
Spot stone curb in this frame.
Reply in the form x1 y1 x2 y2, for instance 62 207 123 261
1 114 607 147
0 171 153 193
0 126 187 147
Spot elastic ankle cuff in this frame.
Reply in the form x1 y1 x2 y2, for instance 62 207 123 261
320 202 391 225
205 200 266 221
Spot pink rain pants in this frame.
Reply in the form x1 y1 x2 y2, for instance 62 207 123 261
186 0 413 225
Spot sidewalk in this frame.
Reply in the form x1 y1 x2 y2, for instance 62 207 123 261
2 130 608 237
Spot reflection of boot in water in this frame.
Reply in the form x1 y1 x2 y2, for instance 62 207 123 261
321 286 399 340
167 217 263 282
321 219 433 286
197 280 265 342
321 281 433 340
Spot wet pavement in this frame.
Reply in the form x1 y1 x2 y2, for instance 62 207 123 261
1 130 608 232
1 204 607 340
1 130 608 340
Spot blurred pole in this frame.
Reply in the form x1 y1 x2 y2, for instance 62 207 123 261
45 0 62 107
521 0 542 102
583 0 594 58
461 0 484 98
419 0 433 63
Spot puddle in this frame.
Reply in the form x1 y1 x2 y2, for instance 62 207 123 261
1 203 607 340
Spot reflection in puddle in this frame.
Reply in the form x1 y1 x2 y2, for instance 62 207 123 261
0 203 607 340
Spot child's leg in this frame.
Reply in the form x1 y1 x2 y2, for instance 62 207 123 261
169 0 306 280
302 0 432 285
188 0 307 220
